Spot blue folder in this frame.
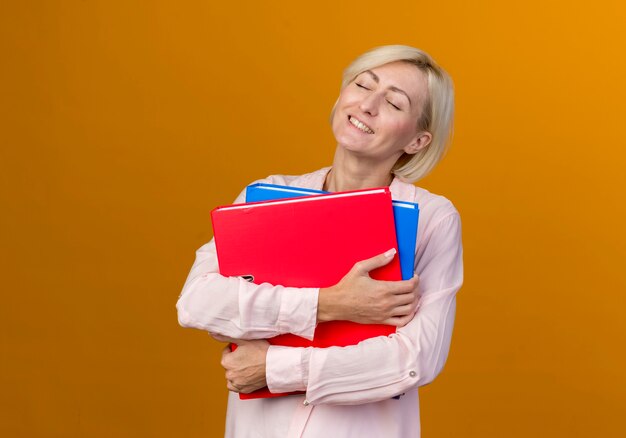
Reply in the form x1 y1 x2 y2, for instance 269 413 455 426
246 183 419 280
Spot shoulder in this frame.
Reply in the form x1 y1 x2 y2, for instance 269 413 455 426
391 179 460 241
413 189 461 256
413 186 459 221
392 179 458 220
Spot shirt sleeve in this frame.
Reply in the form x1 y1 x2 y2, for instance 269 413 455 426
265 212 463 404
175 185 320 340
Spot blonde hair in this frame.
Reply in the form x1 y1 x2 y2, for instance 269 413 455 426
337 45 455 183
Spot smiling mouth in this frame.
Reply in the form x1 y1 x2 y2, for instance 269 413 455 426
349 116 374 134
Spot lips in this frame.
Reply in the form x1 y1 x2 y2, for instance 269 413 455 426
348 116 374 134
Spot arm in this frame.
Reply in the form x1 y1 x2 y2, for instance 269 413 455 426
266 212 463 404
176 184 319 340
177 183 418 340
216 249 421 395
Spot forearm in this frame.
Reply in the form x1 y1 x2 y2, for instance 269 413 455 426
177 239 319 340
267 289 458 405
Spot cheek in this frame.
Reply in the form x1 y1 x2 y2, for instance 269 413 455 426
331 93 356 130
387 118 417 141
336 88 362 109
330 108 343 134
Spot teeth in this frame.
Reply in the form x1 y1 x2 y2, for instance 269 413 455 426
349 116 374 134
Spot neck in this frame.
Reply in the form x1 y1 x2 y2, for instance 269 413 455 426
323 147 399 192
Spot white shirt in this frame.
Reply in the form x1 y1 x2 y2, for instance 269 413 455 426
177 167 464 437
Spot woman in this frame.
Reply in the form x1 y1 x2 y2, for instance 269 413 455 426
177 45 463 437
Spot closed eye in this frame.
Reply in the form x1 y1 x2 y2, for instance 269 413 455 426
388 101 401 110
355 83 370 90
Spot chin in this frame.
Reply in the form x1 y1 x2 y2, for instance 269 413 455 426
333 131 371 152
337 142 372 157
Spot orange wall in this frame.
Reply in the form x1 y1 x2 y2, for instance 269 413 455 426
2 1 625 437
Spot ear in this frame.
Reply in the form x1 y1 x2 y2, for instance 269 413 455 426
403 131 432 155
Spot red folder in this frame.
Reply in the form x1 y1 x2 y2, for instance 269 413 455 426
211 187 402 399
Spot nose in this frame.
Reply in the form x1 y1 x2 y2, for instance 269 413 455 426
359 92 380 117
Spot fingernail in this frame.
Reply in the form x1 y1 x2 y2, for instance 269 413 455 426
384 248 396 258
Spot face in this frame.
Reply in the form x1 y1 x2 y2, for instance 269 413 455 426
331 61 431 162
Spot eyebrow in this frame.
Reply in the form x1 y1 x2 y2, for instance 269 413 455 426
363 70 412 106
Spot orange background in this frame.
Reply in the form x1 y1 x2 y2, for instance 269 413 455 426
2 1 625 437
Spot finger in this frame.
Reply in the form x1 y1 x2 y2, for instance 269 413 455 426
390 303 415 317
385 313 415 327
220 347 231 369
391 290 418 307
389 276 420 295
227 380 239 393
354 248 397 275
239 385 257 395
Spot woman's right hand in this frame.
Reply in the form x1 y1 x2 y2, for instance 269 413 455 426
317 249 421 327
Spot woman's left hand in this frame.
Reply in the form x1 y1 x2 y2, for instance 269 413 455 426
219 339 270 394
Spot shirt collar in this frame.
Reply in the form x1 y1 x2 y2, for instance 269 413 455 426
293 166 415 203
